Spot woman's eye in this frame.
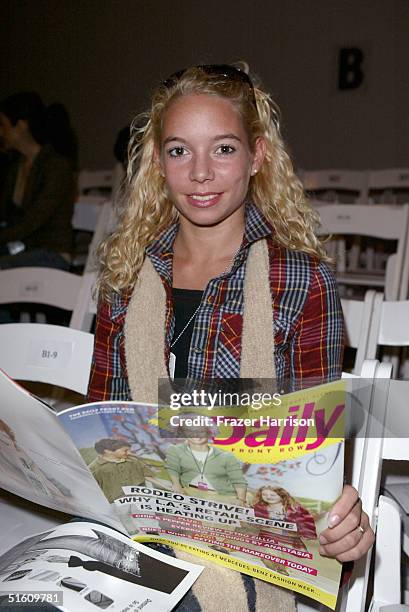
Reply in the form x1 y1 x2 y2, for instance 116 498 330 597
167 146 188 158
216 144 236 155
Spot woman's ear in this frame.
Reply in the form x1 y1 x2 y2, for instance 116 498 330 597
251 137 267 175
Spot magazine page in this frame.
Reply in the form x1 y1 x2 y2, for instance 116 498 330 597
0 370 122 531
0 521 203 612
58 380 346 609
0 491 67 557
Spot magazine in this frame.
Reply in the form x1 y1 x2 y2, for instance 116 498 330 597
0 369 347 609
0 371 203 611
0 522 202 612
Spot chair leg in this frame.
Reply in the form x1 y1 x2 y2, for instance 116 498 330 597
371 496 402 608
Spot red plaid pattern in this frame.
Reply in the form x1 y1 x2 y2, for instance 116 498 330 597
87 204 344 401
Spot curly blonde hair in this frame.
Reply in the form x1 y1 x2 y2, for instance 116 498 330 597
97 65 327 299
253 485 297 513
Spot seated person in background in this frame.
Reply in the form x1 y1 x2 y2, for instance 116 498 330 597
0 91 76 270
87 64 374 611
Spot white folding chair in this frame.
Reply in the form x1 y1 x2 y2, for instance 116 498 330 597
298 360 409 611
341 290 381 374
297 360 388 612
71 200 116 331
302 169 368 204
363 293 409 591
0 266 96 332
78 168 114 195
316 204 409 300
69 271 97 332
0 323 94 395
71 196 113 270
337 359 409 612
368 168 409 205
367 374 409 611
0 267 83 311
71 195 108 233
82 200 117 274
0 266 82 322
364 294 409 378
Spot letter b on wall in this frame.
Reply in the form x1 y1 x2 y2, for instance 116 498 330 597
338 48 364 90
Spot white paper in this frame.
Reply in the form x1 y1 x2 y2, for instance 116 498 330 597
0 370 121 531
0 521 202 612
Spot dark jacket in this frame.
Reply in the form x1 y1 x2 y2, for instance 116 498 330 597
0 145 75 253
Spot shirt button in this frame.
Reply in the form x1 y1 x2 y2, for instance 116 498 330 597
192 347 203 354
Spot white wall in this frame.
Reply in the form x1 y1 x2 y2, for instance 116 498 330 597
1 0 408 171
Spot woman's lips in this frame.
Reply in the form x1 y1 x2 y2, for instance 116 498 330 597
186 193 223 208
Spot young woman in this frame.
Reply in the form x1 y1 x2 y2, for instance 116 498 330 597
87 64 374 611
253 485 317 551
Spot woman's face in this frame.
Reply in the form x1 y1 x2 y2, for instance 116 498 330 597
0 113 17 150
261 489 282 505
157 94 265 228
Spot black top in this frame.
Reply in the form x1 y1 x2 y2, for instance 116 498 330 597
0 145 75 252
171 287 203 379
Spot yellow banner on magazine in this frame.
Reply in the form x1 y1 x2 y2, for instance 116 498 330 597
159 380 346 463
134 535 339 609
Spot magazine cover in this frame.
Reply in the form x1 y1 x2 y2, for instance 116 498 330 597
58 380 346 609
0 521 203 612
0 370 122 531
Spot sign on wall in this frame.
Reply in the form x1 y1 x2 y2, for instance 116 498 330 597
338 47 364 90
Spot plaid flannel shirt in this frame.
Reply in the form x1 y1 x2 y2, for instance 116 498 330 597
87 204 344 401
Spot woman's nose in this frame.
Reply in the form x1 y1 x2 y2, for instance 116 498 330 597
189 154 214 183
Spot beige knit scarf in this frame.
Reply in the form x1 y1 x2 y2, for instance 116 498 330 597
124 239 295 611
124 238 276 403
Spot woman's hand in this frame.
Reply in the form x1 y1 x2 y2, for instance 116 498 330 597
318 485 375 562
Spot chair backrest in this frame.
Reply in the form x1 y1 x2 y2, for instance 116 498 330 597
365 294 409 377
0 267 96 333
78 169 114 195
316 204 409 300
301 169 368 203
69 201 115 330
341 290 381 374
0 323 94 394
71 197 114 273
83 200 116 274
0 267 84 311
71 195 108 233
341 360 397 612
69 271 97 332
374 298 409 347
368 168 409 204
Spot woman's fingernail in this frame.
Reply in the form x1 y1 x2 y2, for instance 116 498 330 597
329 514 340 527
319 535 328 544
319 547 326 555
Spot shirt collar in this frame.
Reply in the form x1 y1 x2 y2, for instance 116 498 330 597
242 201 274 245
97 455 127 465
110 203 274 317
